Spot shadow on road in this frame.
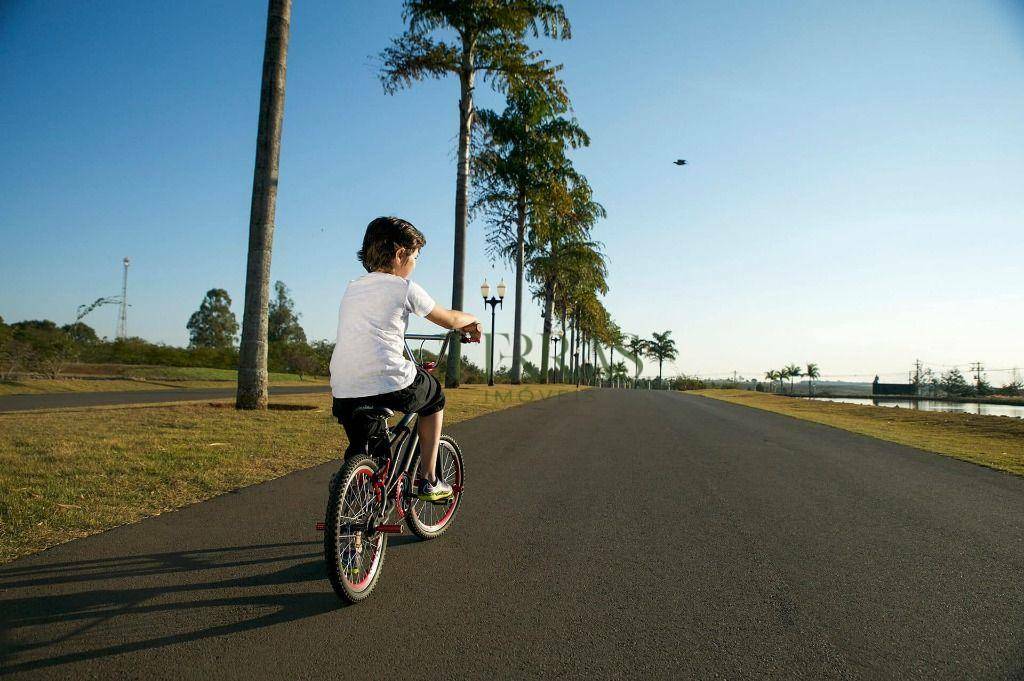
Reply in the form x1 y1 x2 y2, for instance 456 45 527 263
0 540 339 676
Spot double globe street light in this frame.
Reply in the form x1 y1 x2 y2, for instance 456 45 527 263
549 329 563 383
480 278 506 386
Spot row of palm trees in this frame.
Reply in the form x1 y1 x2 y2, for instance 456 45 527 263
764 363 821 395
546 329 680 389
383 1 630 387
236 0 645 405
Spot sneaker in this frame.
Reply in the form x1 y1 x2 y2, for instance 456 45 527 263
416 477 453 501
341 544 360 578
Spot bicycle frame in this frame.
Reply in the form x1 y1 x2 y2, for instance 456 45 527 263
368 332 456 522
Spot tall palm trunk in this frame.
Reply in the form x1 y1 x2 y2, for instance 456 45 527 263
569 316 576 383
445 52 476 389
510 192 527 384
559 311 567 383
581 333 587 384
540 282 554 383
573 319 581 386
237 0 291 410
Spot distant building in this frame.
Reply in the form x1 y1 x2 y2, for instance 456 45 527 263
872 375 917 396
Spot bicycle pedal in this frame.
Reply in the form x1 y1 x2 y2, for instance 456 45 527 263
372 524 403 534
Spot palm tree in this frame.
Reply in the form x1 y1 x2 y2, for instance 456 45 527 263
237 0 292 410
805 362 820 396
764 370 777 393
523 174 604 383
475 89 589 384
380 0 570 388
783 363 802 394
626 334 648 388
604 321 625 386
645 330 679 386
609 361 629 386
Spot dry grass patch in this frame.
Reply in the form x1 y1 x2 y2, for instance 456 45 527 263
0 383 582 563
693 389 1024 476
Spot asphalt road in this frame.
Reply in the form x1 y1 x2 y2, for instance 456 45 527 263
2 390 1023 679
0 385 328 412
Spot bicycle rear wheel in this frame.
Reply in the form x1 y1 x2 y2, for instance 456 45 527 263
406 435 464 539
324 455 387 603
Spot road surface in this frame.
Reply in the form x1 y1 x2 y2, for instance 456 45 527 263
2 390 1023 678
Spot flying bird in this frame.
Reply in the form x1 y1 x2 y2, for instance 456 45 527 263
674 159 687 166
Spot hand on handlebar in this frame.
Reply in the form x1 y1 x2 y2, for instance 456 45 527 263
459 321 483 343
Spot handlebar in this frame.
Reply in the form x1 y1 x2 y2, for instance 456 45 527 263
404 330 480 374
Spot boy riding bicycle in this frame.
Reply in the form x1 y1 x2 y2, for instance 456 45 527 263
329 216 482 501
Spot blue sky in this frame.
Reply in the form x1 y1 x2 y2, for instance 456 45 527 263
1 0 1022 382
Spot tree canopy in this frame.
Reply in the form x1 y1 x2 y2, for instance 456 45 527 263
187 289 239 349
268 281 306 344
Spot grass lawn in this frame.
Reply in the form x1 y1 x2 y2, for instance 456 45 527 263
0 364 327 395
693 389 1024 477
0 383 583 563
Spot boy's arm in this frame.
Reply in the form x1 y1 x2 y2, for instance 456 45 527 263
426 306 482 341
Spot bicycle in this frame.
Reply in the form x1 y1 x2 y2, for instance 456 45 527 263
321 330 474 603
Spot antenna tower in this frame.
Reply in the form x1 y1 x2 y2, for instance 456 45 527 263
117 257 130 339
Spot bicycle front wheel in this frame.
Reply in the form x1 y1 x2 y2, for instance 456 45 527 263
324 455 387 603
406 434 465 540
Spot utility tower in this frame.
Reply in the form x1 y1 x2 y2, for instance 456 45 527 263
117 257 130 339
970 361 984 390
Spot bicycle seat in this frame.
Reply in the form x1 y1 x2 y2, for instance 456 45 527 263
352 405 394 420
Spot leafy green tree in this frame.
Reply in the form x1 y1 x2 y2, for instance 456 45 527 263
309 339 335 376
6 320 77 378
281 342 318 379
645 330 678 385
940 368 972 397
673 374 706 391
187 289 239 349
380 0 571 388
1001 379 1023 397
61 322 99 345
268 280 306 344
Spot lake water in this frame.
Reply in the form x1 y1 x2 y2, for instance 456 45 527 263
806 397 1024 420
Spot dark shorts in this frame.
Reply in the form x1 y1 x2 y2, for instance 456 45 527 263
332 367 446 455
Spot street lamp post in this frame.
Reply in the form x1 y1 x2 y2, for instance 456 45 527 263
481 278 506 386
549 329 562 383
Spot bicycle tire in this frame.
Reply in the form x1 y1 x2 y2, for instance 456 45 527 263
324 455 387 603
406 434 465 540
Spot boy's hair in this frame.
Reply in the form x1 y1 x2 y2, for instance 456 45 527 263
357 216 427 273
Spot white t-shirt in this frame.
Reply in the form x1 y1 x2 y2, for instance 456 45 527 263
329 271 437 398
